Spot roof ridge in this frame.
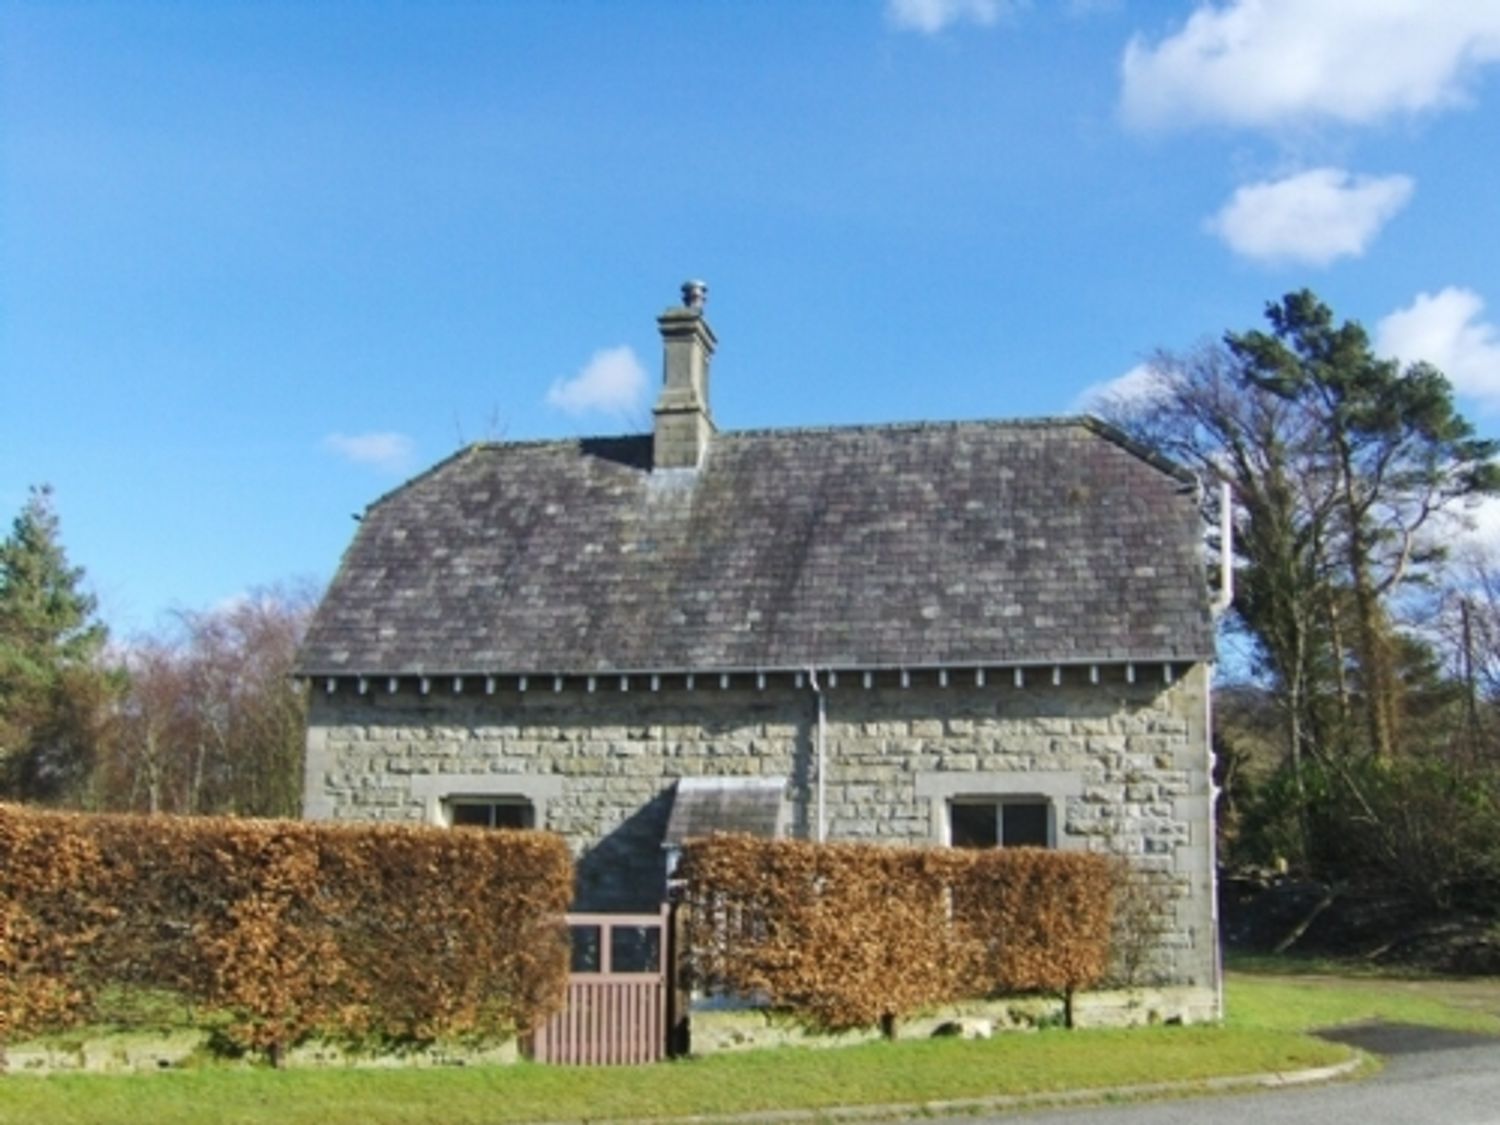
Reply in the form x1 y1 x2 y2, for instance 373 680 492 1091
361 416 1198 514
462 415 1095 454
359 442 486 513
363 434 653 512
1077 415 1198 487
468 432 650 452
718 415 1092 440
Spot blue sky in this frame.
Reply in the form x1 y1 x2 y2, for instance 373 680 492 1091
5 0 1500 636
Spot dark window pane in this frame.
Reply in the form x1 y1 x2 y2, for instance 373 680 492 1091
610 925 662 974
1002 801 1050 847
449 800 534 829
570 925 602 973
950 803 998 848
493 803 532 829
451 803 491 827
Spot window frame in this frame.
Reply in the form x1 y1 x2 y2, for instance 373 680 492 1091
947 795 1054 849
445 796 536 830
414 774 562 830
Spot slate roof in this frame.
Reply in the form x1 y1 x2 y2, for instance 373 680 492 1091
297 416 1216 676
663 778 787 847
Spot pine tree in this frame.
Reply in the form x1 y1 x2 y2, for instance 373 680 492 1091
1227 291 1500 758
0 485 113 800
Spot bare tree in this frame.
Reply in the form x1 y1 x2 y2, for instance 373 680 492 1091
1101 342 1342 856
98 582 316 817
97 639 189 813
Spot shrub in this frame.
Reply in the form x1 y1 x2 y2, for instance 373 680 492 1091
951 847 1115 1013
0 804 572 1064
679 835 1113 1033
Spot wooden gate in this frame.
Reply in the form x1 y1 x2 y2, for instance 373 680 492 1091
532 906 672 1065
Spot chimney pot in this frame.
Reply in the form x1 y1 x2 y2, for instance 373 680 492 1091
682 279 708 309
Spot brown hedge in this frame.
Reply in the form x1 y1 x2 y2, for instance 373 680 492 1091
951 847 1116 996
0 804 571 1060
679 835 1114 1032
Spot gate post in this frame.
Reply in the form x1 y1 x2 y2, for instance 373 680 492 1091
666 899 690 1057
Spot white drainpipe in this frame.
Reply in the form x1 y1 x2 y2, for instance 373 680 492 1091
1206 665 1224 1020
808 667 826 842
1209 481 1231 1019
1212 481 1234 617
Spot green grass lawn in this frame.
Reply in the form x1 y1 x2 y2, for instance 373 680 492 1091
1224 956 1500 1035
1226 974 1500 1035
3 970 1495 1125
0 1025 1345 1125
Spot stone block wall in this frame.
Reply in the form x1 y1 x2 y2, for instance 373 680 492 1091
303 663 1215 1001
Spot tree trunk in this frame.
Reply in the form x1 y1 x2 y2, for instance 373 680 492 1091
145 727 160 815
1462 598 1481 764
1325 592 1353 750
1339 455 1398 759
1285 634 1310 864
1350 569 1397 760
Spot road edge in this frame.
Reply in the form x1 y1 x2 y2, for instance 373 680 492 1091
539 1051 1368 1125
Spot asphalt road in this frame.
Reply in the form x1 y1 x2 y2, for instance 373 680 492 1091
926 1025 1500 1125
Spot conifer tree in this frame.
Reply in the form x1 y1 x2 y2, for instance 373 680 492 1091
1227 291 1500 758
0 485 113 800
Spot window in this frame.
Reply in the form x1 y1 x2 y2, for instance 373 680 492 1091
916 771 1072 848
415 774 560 830
567 923 662 974
447 798 534 830
949 797 1051 848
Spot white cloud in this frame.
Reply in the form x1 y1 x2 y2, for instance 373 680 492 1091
1121 1 1500 131
323 431 417 474
1428 494 1500 558
1377 287 1500 407
545 345 649 420
1206 168 1413 266
887 0 1009 35
1467 496 1500 549
1072 363 1173 414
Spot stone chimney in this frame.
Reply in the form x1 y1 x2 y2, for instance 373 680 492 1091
653 279 716 469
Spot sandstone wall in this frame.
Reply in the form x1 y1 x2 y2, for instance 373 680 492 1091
304 664 1216 998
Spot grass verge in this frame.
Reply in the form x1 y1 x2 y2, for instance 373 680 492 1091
0 1024 1346 1125
9 969 1498 1125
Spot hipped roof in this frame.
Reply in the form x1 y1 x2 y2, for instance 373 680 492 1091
296 417 1215 677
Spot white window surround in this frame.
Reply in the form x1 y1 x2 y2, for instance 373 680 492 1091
914 770 1080 851
410 773 564 829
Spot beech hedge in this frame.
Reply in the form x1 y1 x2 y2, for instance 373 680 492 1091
0 804 571 1061
679 835 1114 1032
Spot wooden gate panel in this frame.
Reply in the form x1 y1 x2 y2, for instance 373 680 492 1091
533 908 669 1065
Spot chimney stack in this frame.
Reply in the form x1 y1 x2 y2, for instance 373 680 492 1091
653 279 716 470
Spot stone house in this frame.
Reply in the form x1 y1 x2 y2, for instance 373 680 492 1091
297 282 1221 1019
